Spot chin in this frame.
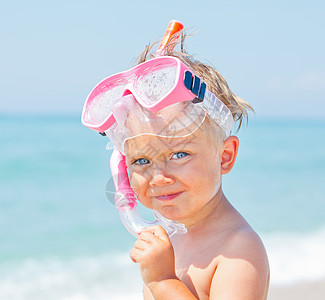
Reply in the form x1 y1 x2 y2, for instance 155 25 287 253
158 206 186 222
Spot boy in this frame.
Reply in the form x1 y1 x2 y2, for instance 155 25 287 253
82 22 270 300
127 37 270 300
128 130 270 299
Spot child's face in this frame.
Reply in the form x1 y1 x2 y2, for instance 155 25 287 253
125 129 223 224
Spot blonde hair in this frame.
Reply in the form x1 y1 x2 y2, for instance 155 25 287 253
135 32 254 132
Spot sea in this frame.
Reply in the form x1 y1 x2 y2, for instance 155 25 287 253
0 114 324 300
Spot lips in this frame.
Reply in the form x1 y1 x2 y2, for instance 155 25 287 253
155 191 183 201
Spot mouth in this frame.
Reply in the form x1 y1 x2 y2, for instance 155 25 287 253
155 191 183 201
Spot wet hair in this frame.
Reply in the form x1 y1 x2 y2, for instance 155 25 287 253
135 32 254 133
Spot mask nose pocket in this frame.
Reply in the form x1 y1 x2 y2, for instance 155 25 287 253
111 94 137 127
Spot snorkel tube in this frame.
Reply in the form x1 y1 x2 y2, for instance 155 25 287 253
156 20 184 56
109 20 187 237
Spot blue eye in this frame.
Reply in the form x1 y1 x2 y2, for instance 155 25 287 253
134 158 150 165
172 152 188 159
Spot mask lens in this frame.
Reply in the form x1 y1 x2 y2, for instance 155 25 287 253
85 83 126 125
138 65 177 105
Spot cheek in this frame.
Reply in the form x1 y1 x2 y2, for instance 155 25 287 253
203 158 222 192
129 172 153 208
181 157 221 195
129 172 146 194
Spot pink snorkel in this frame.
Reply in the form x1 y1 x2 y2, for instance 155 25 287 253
110 21 187 237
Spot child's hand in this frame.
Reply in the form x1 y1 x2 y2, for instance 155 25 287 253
130 225 177 287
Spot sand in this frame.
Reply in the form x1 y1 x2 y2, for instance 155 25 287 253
268 279 325 300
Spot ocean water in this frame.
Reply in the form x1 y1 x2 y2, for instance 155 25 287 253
0 115 324 299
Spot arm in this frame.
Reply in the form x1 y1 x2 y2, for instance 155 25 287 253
209 229 270 300
130 225 198 300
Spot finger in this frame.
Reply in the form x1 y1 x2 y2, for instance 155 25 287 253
138 230 161 245
130 249 137 263
134 238 151 250
141 225 169 241
130 248 142 263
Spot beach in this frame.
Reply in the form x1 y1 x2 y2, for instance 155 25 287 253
268 279 325 300
1 115 324 299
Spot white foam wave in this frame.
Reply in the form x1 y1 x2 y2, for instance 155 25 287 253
2 227 325 299
0 253 143 300
262 226 325 286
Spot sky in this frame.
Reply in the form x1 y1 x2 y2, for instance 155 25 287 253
0 0 324 119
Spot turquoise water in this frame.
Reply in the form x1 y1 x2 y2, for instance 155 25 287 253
1 115 325 299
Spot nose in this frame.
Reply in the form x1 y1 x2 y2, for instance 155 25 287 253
149 171 175 187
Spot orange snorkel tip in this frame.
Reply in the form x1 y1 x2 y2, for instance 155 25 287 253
156 20 184 56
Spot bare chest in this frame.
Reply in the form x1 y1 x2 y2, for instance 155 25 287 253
175 252 218 300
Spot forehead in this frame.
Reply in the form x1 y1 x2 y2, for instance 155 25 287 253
123 101 206 140
124 129 206 156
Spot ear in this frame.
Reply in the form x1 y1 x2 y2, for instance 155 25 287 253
220 136 239 174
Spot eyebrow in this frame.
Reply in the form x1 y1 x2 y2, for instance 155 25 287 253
126 137 197 158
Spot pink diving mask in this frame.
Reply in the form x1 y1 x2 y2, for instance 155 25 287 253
81 55 234 149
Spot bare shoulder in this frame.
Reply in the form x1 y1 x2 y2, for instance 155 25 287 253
223 225 268 263
211 225 270 300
